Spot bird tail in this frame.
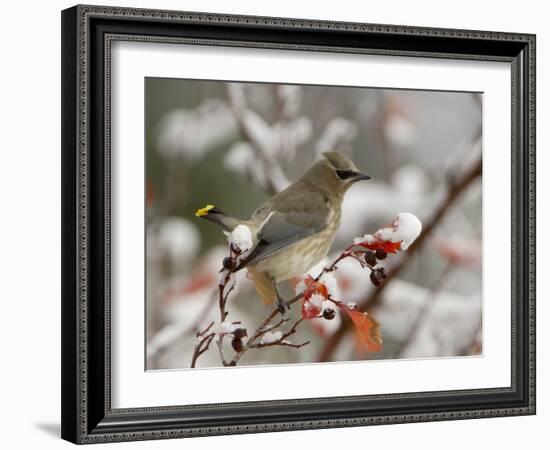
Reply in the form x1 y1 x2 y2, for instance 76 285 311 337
196 204 275 305
247 266 276 305
194 204 241 232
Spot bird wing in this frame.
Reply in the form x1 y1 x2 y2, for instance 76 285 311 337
234 190 328 271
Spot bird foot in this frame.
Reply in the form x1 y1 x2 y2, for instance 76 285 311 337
276 297 289 315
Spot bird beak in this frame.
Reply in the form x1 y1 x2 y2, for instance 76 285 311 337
353 172 371 182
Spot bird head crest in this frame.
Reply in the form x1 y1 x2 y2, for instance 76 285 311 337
322 151 356 171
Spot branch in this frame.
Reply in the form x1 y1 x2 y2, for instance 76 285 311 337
190 322 215 368
214 262 237 367
227 292 306 366
250 318 311 349
192 208 417 367
317 155 482 362
226 244 383 366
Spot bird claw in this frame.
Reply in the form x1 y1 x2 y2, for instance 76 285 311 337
277 297 288 315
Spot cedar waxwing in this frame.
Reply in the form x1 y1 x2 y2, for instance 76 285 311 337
195 151 371 313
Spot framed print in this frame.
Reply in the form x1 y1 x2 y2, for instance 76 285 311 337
61 4 536 444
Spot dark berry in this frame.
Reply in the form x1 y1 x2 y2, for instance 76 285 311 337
233 328 247 340
364 251 376 266
323 308 336 320
370 270 381 286
231 338 244 352
223 256 235 270
375 249 387 260
379 267 388 279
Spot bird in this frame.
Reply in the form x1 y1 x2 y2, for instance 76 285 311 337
195 151 371 313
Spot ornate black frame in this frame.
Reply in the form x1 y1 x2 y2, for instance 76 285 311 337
61 4 536 444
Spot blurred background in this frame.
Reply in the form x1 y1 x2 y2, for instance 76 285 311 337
145 78 482 370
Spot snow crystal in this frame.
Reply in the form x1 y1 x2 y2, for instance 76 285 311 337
355 212 422 251
227 225 253 252
321 300 335 312
305 258 329 278
375 228 394 241
387 212 422 250
259 331 283 345
320 272 340 299
295 266 339 298
353 234 375 245
308 293 325 308
214 322 238 335
295 279 308 295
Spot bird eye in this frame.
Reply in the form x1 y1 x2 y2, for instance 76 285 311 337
336 170 357 180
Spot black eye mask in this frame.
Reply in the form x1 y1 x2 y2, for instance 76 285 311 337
335 169 357 180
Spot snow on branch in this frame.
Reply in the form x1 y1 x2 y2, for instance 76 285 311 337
190 213 422 368
318 149 482 362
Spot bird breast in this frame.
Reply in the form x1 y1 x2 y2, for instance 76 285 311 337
253 205 341 282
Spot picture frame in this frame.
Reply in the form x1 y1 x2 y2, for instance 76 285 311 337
61 4 536 444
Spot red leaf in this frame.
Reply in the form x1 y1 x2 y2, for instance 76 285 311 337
358 239 402 254
301 276 329 301
301 299 322 320
342 308 382 352
299 276 330 319
304 275 328 300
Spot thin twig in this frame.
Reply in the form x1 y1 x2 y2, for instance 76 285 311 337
192 219 394 368
215 268 234 367
190 321 216 368
253 340 311 349
317 156 482 362
226 247 370 366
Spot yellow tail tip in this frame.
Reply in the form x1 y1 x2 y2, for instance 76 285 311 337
195 204 215 217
